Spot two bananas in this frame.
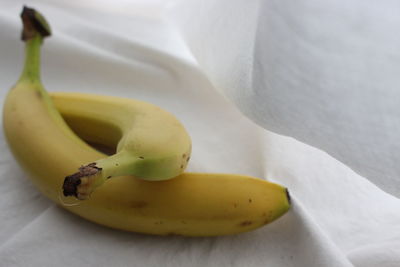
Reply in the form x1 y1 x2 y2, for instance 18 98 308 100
2 6 290 236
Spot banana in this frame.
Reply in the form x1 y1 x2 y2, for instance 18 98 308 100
3 6 291 236
60 92 192 200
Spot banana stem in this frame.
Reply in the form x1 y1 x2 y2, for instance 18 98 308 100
18 6 51 83
96 151 140 178
63 151 141 199
19 35 42 83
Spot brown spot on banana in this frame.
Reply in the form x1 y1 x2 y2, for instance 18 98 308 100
238 221 253 227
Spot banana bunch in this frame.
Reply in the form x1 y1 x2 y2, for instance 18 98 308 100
2 6 290 236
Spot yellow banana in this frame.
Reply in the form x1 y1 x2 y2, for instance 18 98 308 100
3 6 290 236
60 92 192 199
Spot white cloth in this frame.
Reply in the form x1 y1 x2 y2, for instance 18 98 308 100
0 1 399 266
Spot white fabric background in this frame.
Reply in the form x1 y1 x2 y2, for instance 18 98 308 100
0 0 399 266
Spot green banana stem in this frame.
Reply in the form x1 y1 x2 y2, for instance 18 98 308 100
20 35 42 83
63 152 141 200
19 6 51 83
96 151 139 178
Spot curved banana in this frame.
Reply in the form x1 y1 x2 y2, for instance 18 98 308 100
3 6 290 236
60 92 192 199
